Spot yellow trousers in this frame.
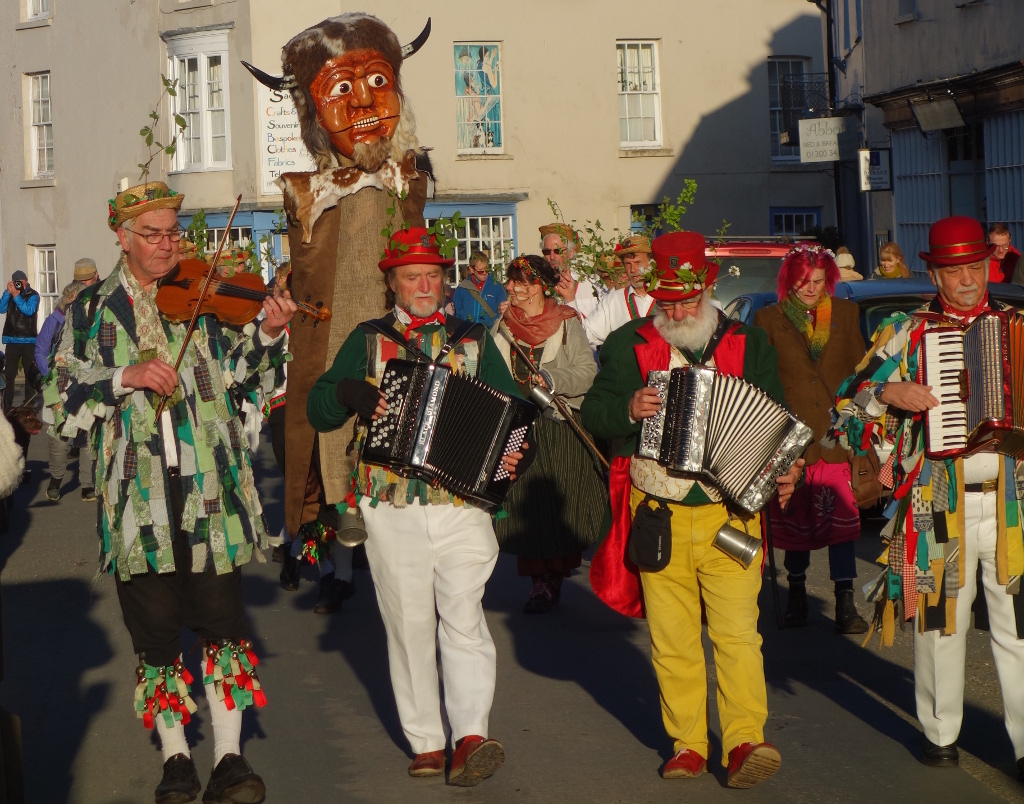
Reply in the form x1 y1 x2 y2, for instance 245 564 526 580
633 487 768 765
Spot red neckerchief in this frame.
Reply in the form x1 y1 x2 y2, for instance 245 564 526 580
470 275 486 289
936 291 990 323
406 310 446 330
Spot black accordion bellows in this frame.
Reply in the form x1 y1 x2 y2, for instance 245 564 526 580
363 359 538 507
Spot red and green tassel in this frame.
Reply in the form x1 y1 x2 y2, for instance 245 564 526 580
134 659 198 730
203 640 267 711
298 521 335 565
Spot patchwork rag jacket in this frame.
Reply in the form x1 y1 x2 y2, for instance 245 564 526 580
827 297 1024 643
43 263 288 580
306 313 520 511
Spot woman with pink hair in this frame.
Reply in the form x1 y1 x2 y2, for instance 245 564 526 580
753 245 869 633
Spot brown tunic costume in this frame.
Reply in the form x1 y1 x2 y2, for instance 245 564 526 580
283 174 428 533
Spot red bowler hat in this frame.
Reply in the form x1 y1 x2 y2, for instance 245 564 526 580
378 227 455 272
919 216 996 267
648 231 718 301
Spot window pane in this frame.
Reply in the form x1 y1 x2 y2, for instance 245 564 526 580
642 117 655 141
627 94 641 117
207 55 223 108
641 94 655 117
627 118 641 141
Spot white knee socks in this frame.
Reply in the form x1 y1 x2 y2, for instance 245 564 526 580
204 682 242 766
156 716 190 761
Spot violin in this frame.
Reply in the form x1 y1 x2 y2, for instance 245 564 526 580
155 259 331 327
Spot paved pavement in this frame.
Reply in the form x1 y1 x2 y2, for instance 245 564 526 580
3 429 1024 803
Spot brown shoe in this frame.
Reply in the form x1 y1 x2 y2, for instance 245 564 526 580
448 735 504 787
726 742 781 789
408 750 445 777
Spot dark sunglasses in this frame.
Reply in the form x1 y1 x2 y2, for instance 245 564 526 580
541 247 564 256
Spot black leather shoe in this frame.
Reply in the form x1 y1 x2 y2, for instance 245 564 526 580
784 582 808 628
155 753 201 804
834 589 869 634
313 574 353 614
279 550 300 592
920 737 959 767
202 754 265 803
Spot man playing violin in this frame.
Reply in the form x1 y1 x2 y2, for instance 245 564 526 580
43 181 296 804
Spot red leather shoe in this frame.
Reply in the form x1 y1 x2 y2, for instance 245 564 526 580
448 735 504 787
726 742 781 788
662 748 706 779
408 750 445 777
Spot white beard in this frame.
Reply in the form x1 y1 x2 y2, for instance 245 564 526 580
652 294 720 353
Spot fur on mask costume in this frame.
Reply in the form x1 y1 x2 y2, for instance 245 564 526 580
245 14 434 532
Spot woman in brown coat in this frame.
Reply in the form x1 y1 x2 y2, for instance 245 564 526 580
753 245 868 633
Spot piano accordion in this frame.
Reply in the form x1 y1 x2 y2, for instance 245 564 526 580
362 358 538 507
638 365 813 514
920 311 1024 459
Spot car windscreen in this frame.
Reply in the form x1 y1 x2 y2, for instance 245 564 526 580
858 296 932 342
712 257 783 307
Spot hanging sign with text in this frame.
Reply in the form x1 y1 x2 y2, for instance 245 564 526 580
258 84 316 195
858 148 892 191
798 117 845 163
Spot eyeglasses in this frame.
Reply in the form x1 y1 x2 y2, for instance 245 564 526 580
126 227 186 245
656 299 702 312
541 248 564 257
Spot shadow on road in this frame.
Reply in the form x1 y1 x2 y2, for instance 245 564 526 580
760 533 1021 783
486 553 665 753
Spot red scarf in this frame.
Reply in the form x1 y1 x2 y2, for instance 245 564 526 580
406 310 446 329
502 297 578 347
937 291 989 323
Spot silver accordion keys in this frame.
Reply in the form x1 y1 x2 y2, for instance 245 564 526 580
638 365 813 514
362 358 538 507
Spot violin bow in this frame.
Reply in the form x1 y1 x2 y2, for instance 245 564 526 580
154 194 243 418
497 322 610 471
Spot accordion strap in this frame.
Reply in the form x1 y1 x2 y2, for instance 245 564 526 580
361 317 484 365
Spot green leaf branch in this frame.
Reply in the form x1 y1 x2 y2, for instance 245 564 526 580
137 75 188 182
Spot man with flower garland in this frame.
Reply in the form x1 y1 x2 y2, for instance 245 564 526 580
580 230 801 788
828 216 1024 777
307 227 526 786
44 182 294 803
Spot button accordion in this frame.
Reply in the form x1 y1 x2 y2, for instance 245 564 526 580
362 358 538 507
638 365 813 514
920 310 1024 459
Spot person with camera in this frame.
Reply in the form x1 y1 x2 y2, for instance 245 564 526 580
0 270 42 412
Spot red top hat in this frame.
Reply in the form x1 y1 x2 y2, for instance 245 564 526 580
648 231 718 301
378 227 455 272
918 216 996 267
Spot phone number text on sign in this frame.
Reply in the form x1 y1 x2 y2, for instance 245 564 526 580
798 118 845 163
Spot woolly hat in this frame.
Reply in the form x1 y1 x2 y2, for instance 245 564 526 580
378 227 454 271
108 182 182 232
648 231 718 301
11 271 27 281
919 216 996 267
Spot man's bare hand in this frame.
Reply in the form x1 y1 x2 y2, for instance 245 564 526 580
498 300 510 316
260 288 298 340
5 282 16 295
555 273 577 302
122 359 179 397
776 458 805 511
629 387 662 421
877 381 937 412
501 440 529 482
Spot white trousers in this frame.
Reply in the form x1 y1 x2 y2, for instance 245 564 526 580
359 498 498 754
915 491 1024 757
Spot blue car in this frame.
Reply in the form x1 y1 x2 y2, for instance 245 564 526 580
724 278 1024 343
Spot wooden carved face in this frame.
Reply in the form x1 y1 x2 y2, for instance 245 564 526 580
309 48 401 159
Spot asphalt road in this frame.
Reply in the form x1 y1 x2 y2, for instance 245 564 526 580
2 430 1023 803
